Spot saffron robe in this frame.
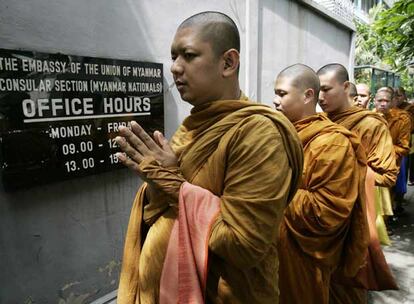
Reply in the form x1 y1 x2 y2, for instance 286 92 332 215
329 107 398 245
328 106 397 187
328 107 397 302
278 114 369 304
398 101 414 132
117 97 303 304
386 108 411 167
329 106 397 244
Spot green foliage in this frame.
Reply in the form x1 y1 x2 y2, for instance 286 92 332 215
374 0 414 70
354 4 386 67
354 0 414 97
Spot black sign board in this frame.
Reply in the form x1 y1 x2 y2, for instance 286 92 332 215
0 48 163 191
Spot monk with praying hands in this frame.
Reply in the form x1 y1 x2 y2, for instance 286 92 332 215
115 11 303 304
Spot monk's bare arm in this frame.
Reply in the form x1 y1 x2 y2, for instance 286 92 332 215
208 116 292 269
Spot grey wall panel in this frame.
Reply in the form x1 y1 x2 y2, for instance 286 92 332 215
259 0 352 106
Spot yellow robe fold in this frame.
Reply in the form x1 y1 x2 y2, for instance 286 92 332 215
118 97 304 304
278 114 369 304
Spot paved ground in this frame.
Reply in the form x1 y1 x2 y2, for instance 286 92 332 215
369 186 414 304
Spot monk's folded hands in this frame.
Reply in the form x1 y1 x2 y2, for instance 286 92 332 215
115 121 184 201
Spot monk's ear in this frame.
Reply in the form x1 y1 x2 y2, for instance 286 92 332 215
222 49 239 77
353 96 358 103
343 81 350 93
304 88 315 105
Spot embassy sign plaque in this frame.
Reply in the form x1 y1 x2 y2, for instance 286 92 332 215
0 48 163 191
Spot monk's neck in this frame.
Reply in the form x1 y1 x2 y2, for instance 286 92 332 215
218 83 241 101
330 103 351 116
302 109 317 120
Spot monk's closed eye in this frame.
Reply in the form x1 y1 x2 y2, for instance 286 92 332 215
184 52 197 60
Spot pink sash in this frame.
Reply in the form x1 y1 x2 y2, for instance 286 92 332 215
160 182 220 303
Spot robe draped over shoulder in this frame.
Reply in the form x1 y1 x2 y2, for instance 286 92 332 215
278 114 369 304
118 96 303 304
386 108 411 167
329 107 397 187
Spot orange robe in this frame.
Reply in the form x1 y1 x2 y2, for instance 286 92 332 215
329 106 398 228
328 107 397 303
117 97 304 304
278 114 369 304
386 108 411 167
398 101 414 132
328 106 397 187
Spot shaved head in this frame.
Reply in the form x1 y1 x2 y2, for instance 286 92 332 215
317 63 349 84
394 86 407 106
377 86 394 99
395 86 406 97
356 83 371 108
356 83 370 94
375 87 393 113
348 82 357 98
178 11 240 57
278 64 320 103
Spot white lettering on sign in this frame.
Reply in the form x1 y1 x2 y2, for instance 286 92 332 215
132 67 161 78
101 64 121 76
90 80 126 92
0 57 19 71
107 121 132 133
21 59 67 73
22 98 94 118
0 79 88 92
103 97 150 114
127 82 162 93
49 124 92 138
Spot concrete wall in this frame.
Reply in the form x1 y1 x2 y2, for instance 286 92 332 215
0 0 354 302
258 0 354 107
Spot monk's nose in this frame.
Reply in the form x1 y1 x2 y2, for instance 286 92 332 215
319 92 325 101
273 96 280 108
170 58 184 75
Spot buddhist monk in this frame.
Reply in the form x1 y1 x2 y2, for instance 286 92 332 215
348 82 358 105
395 86 414 127
376 87 411 215
379 87 412 163
356 83 371 109
318 66 397 195
320 67 397 246
273 64 369 304
115 12 303 304
317 64 398 303
394 86 414 186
